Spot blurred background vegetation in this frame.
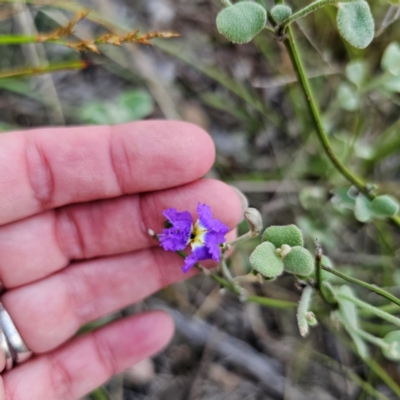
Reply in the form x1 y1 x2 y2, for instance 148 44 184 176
1 0 400 399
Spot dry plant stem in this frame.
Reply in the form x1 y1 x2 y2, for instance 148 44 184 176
0 60 87 78
283 27 400 228
321 265 400 307
314 240 330 304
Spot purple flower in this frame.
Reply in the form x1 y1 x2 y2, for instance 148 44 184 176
159 203 229 272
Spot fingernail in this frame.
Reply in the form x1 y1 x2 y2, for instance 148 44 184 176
229 185 249 215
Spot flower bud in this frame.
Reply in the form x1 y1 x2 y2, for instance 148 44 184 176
305 311 318 327
244 207 263 236
270 5 292 24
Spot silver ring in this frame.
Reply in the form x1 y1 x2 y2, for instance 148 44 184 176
0 329 13 371
0 302 32 364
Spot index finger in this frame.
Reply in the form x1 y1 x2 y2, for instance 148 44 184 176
0 121 215 225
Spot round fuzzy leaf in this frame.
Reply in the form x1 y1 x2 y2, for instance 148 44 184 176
216 2 267 44
370 195 399 217
262 225 303 248
249 242 284 278
382 331 400 361
270 5 292 24
381 42 400 76
283 246 315 276
354 193 372 222
336 1 374 49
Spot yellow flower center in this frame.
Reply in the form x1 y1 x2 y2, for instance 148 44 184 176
189 220 207 249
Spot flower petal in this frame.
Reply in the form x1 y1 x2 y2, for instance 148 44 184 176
197 203 229 233
159 207 193 251
182 245 211 273
205 231 225 261
163 208 192 227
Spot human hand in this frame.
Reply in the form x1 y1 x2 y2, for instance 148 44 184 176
0 121 244 399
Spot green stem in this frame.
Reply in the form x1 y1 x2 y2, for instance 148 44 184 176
150 233 296 309
321 265 400 307
0 34 61 45
337 293 400 328
89 387 110 400
364 358 400 397
281 0 357 29
353 328 389 351
359 303 400 317
283 27 400 228
221 0 232 6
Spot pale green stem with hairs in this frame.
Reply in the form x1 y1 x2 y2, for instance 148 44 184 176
321 264 400 307
337 293 400 328
352 328 390 351
280 0 358 29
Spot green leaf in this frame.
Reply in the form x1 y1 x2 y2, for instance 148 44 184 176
382 331 400 361
262 224 303 248
282 246 315 276
381 75 400 93
338 286 369 359
270 5 292 24
321 281 337 304
331 186 356 210
337 82 360 111
216 2 267 44
79 102 112 125
345 60 367 88
336 1 374 49
79 89 154 125
381 42 400 76
338 286 359 330
249 242 284 278
116 89 154 121
370 195 399 217
354 193 372 222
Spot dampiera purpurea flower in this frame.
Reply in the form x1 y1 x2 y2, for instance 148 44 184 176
159 203 229 272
